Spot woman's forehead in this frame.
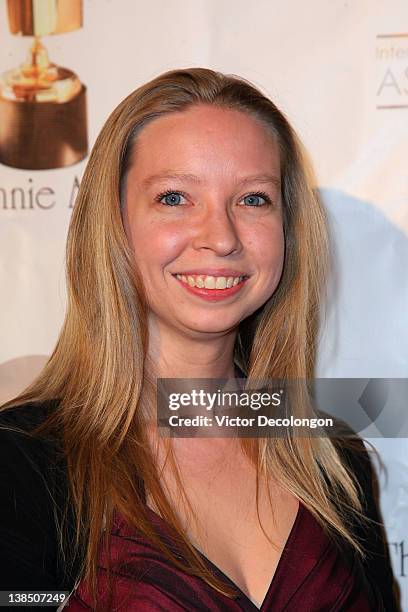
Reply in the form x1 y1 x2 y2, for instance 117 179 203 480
135 104 277 145
126 105 280 184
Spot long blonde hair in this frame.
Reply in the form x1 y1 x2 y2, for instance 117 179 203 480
1 67 368 609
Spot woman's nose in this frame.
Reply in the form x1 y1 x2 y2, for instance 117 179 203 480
191 204 242 256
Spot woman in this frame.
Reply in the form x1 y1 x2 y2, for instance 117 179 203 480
0 68 399 611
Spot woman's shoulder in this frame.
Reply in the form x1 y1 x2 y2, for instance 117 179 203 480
0 398 81 594
328 423 380 504
2 395 63 439
0 398 63 477
331 430 371 469
329 433 400 610
328 426 382 543
0 398 59 428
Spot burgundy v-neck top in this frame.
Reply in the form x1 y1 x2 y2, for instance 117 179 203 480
64 501 384 611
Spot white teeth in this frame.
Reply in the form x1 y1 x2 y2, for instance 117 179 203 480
204 276 216 289
175 274 247 290
215 277 227 289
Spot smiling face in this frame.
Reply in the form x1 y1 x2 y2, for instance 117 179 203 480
122 104 285 340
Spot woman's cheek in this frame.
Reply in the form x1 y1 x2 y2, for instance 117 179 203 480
155 223 192 254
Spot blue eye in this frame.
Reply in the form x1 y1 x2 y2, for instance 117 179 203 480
155 190 273 208
243 192 271 207
156 191 186 206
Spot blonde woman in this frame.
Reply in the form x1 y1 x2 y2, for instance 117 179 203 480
0 68 399 611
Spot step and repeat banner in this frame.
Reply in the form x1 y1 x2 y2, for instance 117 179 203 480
0 0 407 608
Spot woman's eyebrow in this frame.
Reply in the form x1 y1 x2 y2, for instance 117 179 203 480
141 172 281 189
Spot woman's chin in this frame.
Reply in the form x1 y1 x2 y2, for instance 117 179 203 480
175 315 241 337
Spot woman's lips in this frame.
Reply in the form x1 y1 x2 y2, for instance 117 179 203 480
172 274 249 301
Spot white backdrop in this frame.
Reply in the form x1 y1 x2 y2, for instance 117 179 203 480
0 1 407 608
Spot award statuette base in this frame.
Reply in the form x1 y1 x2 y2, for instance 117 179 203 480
0 85 88 170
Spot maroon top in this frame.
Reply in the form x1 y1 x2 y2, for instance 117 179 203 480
64 501 384 611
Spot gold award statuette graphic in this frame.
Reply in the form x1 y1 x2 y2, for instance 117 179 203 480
0 0 88 169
